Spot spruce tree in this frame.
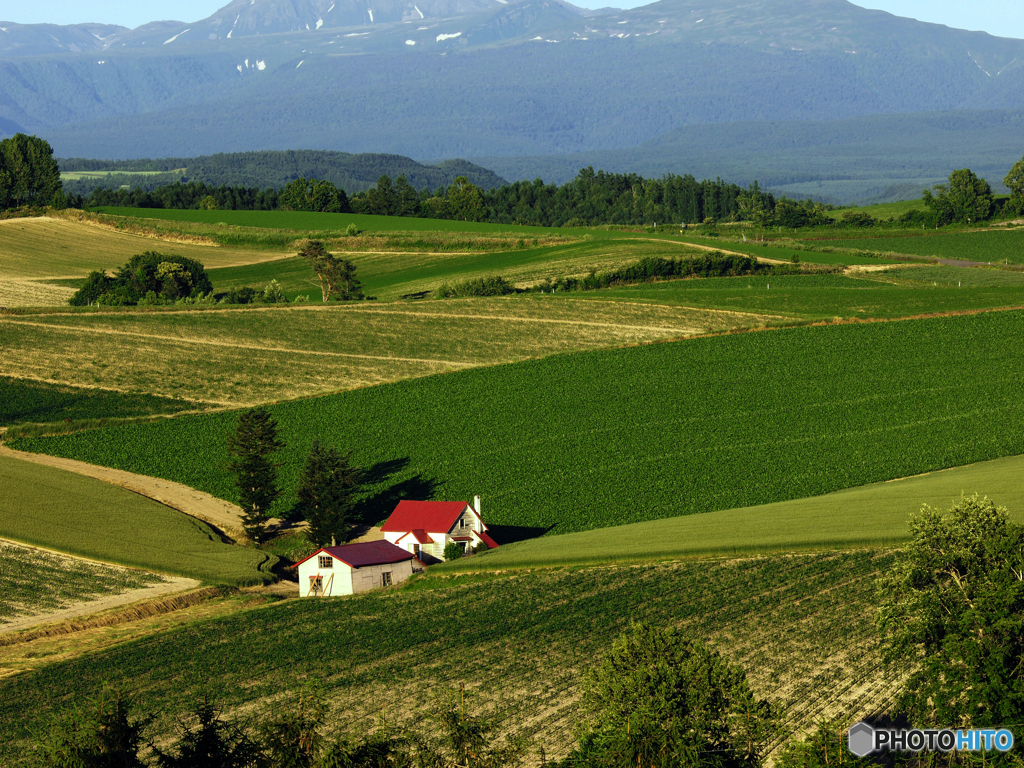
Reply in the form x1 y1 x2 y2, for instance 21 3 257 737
296 440 362 547
227 407 284 543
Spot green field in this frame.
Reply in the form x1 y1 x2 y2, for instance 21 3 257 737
0 377 197 428
443 454 1024 568
678 236 900 266
0 455 277 585
0 540 165 625
821 228 1024 264
13 311 1024 536
825 198 928 221
0 549 902 764
564 272 1024 319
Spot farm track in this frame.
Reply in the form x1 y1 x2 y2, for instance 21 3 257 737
0 562 200 637
0 445 245 539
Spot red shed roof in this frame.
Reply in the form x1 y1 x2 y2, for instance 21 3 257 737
294 541 415 569
381 500 475 534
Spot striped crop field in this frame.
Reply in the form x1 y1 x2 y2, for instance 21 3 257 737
13 310 1024 536
0 549 906 765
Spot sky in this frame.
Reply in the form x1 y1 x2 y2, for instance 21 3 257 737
2 0 1022 39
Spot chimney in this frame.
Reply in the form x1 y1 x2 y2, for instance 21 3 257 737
473 495 481 516
331 535 336 547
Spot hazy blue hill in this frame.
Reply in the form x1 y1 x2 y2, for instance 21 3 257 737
473 109 1024 204
58 149 508 193
0 22 127 57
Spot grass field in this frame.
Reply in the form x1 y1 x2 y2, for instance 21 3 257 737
819 228 1024 264
0 549 904 764
443 454 1024 568
92 207 577 235
0 455 277 585
13 311 1024 536
825 198 928 221
0 377 197 428
0 216 291 281
677 236 901 266
0 541 165 625
565 272 1024 319
0 299 749 404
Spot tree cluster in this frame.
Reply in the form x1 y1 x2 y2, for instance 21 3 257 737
69 252 213 307
226 409 361 545
279 178 352 213
83 181 281 211
39 687 523 768
0 133 64 210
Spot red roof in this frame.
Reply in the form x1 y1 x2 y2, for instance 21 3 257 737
477 531 499 549
294 541 415 569
381 500 476 534
396 529 434 545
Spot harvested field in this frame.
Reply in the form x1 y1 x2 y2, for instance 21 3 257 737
0 279 76 308
0 216 291 280
0 298 751 404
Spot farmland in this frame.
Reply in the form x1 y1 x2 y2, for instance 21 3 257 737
13 310 1024 536
442 454 1024 568
0 299 746 404
0 377 196 429
0 541 165 626
0 549 903 765
0 454 277 585
815 227 1024 264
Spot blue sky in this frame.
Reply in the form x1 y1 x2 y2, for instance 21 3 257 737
4 0 1023 39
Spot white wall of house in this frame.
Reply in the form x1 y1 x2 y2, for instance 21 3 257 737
297 554 413 597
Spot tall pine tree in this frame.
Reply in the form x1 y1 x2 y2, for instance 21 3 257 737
226 408 284 543
296 441 362 547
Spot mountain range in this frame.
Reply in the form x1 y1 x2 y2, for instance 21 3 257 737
2 0 1022 203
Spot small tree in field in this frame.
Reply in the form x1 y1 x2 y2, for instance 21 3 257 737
565 622 775 768
40 688 149 768
296 440 362 547
154 699 261 768
1005 156 1024 215
298 240 365 302
227 407 284 543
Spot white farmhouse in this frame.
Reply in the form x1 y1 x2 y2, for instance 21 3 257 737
295 540 418 597
381 496 498 563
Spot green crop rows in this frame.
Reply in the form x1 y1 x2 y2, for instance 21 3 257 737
0 455 277 585
14 311 1024 537
0 541 164 624
0 377 196 428
0 550 902 764
823 228 1024 265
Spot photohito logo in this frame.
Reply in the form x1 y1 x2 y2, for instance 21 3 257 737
847 722 1015 757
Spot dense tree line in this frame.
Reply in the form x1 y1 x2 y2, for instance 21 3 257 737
0 133 64 210
84 181 281 211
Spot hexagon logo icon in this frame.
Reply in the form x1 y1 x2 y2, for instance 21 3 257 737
848 722 875 757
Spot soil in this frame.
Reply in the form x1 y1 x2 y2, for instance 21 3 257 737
0 572 201 635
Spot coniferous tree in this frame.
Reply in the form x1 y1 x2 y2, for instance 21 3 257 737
154 699 262 768
39 689 149 768
296 440 362 547
227 408 285 543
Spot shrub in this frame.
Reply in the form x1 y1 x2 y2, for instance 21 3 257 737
345 223 359 236
436 275 517 298
443 542 465 561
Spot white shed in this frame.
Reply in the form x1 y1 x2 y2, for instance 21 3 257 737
295 540 419 597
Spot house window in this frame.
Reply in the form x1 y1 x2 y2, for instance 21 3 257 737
381 572 393 587
318 555 333 569
459 518 466 529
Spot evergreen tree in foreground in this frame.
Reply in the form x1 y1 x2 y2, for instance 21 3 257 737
296 440 362 547
226 407 284 543
40 688 149 768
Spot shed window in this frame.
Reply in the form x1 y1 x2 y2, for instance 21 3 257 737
318 555 333 569
381 572 393 587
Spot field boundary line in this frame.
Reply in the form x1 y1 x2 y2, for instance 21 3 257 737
0 318 475 367
0 444 246 540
